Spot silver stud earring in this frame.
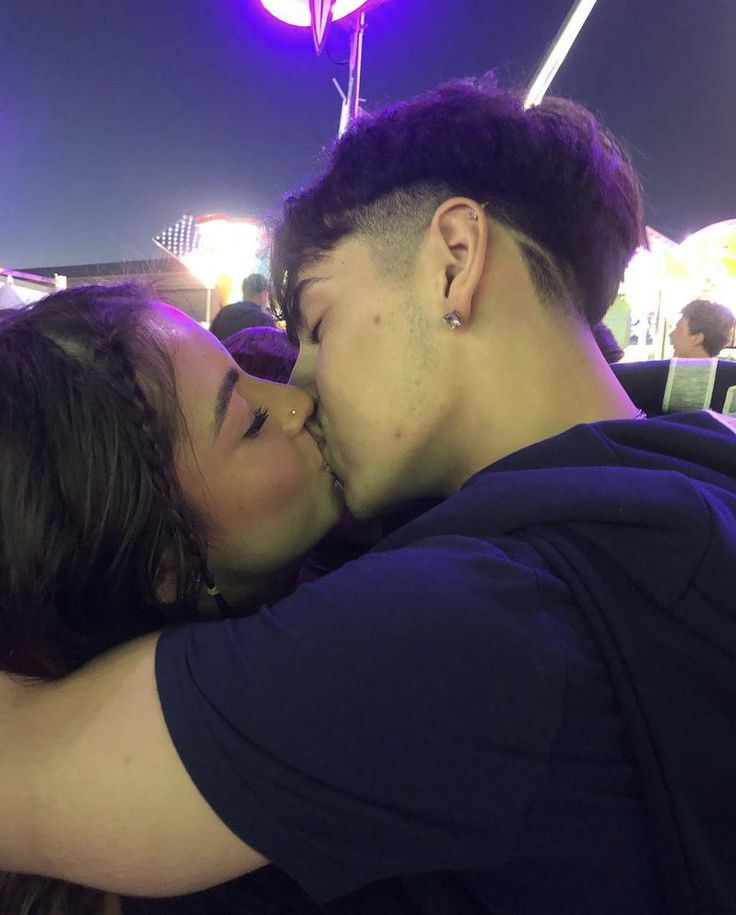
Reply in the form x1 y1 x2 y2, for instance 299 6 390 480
289 409 297 416
442 311 463 330
468 209 478 221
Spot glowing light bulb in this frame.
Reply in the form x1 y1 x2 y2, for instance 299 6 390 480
258 0 369 28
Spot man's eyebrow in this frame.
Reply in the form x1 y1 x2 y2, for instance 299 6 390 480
212 367 240 441
290 276 327 331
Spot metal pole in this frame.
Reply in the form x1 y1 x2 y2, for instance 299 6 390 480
338 10 367 136
656 290 668 360
525 0 601 108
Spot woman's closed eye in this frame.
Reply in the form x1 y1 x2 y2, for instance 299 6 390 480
243 407 269 439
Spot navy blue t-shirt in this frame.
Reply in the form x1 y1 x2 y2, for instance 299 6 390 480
155 413 736 914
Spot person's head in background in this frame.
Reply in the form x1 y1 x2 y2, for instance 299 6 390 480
242 273 270 312
669 299 735 358
0 284 342 680
210 275 276 342
274 75 645 519
225 326 297 385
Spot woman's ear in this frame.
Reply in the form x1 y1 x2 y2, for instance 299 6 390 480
153 550 180 605
155 555 224 620
428 198 488 324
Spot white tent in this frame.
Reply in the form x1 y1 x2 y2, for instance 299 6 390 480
0 280 25 310
0 271 58 309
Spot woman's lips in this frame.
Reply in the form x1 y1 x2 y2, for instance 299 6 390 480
307 427 343 487
321 453 340 482
319 448 343 488
306 428 329 468
320 453 344 493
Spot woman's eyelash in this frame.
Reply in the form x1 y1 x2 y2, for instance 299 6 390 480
243 407 269 439
309 320 323 345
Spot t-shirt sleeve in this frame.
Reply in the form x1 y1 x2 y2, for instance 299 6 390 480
155 536 567 903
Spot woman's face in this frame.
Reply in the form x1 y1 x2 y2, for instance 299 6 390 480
151 304 344 604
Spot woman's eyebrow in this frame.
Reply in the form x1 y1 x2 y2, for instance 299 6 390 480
212 367 240 441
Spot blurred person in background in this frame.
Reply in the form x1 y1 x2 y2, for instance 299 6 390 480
209 273 276 341
669 298 735 358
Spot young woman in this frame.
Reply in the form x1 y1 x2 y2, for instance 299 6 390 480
0 283 345 912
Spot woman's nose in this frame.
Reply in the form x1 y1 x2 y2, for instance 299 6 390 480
242 374 315 436
279 383 316 436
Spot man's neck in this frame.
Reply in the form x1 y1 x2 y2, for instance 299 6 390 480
440 326 638 493
679 345 710 359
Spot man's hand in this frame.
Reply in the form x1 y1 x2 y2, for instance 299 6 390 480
0 635 267 895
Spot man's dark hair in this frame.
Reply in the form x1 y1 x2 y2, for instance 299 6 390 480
272 76 645 328
242 272 268 299
681 299 735 356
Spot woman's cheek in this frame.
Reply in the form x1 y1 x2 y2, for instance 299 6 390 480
266 454 314 512
242 451 311 519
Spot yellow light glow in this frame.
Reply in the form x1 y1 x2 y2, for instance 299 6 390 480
622 220 736 321
182 215 263 304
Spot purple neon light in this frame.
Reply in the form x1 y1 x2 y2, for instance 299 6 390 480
259 0 368 27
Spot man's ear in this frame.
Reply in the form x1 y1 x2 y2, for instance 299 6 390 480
691 330 705 348
426 198 488 325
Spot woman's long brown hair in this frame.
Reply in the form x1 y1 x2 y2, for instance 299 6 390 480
0 285 210 912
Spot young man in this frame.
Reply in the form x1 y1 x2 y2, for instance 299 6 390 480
669 298 735 358
2 79 735 915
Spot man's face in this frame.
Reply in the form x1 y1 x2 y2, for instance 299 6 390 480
290 238 453 519
669 315 703 357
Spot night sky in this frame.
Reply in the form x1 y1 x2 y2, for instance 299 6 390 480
1 0 734 269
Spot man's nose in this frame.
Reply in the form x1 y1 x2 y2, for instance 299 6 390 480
289 348 317 397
